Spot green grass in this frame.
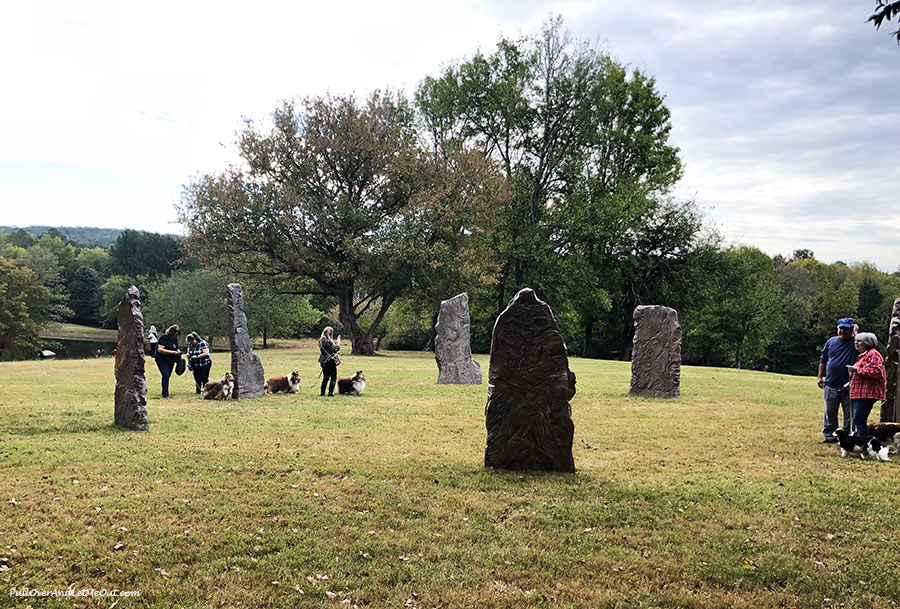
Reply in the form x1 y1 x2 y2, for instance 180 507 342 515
1 346 898 608
40 322 118 341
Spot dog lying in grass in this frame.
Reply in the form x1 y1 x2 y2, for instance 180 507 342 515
835 429 890 461
266 371 301 394
337 370 365 395
202 371 234 400
867 422 900 448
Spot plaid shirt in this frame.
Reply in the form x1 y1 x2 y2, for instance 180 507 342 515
188 339 212 367
849 348 885 401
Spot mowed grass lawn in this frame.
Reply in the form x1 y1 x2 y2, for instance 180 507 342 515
1 344 898 609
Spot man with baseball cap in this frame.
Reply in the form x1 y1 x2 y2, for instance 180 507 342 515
817 317 857 442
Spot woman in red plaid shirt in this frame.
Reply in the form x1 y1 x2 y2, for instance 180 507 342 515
847 332 886 439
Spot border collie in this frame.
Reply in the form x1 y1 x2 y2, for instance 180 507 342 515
868 422 900 448
834 429 890 461
202 372 235 400
266 371 301 394
337 370 366 396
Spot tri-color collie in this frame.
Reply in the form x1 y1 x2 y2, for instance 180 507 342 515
337 370 366 395
266 371 301 394
835 429 890 461
868 422 900 448
202 371 234 400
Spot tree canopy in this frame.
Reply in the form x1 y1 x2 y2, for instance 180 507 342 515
0 256 51 360
869 1 900 44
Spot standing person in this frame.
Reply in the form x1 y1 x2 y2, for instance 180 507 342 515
847 332 886 439
317 326 341 397
817 318 857 442
147 325 159 358
156 325 181 398
186 332 212 394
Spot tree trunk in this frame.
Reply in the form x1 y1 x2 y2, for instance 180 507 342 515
262 326 268 349
337 287 395 356
735 335 744 369
582 317 593 358
424 309 439 352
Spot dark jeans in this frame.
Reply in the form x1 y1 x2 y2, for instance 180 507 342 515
823 385 851 440
321 360 337 396
192 362 211 393
852 398 877 438
156 358 176 397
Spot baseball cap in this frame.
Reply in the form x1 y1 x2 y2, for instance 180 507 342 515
837 317 855 328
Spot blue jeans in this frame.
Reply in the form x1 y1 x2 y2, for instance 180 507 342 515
823 385 851 440
156 358 175 397
852 398 877 439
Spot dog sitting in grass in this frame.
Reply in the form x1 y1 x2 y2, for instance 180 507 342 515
835 429 890 461
266 371 301 394
337 370 365 395
202 371 234 400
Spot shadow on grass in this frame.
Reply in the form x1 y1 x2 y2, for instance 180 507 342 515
2 422 135 437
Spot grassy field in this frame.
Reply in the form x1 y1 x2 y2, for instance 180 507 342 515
1 345 898 609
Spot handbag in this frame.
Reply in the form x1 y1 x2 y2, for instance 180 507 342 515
175 356 186 376
333 355 341 366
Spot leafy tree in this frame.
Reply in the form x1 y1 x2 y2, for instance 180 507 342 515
869 1 900 44
0 256 51 360
143 269 231 343
36 233 77 280
6 229 35 249
244 289 322 348
101 275 144 328
68 266 103 326
180 92 505 354
24 246 73 322
75 247 111 279
109 229 183 278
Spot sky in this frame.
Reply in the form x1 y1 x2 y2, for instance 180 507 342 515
2 1 898 270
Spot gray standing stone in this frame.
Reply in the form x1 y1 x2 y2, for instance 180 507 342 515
882 298 900 423
630 305 681 399
227 283 266 399
484 288 576 472
114 286 149 431
435 293 483 385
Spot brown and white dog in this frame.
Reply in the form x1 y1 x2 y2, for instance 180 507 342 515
266 371 301 394
868 422 900 448
202 371 234 400
337 370 366 395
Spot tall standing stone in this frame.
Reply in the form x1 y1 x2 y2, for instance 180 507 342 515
435 292 482 385
882 298 900 423
630 305 681 399
227 283 266 399
114 286 149 431
484 288 576 472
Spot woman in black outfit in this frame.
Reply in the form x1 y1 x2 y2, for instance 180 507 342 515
156 325 181 398
318 326 341 397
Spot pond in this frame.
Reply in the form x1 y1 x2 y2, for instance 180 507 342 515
39 338 120 360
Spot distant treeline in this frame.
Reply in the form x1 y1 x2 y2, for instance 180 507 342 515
0 225 176 249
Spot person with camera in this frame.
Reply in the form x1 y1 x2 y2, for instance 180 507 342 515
317 326 341 397
156 324 182 398
847 332 886 440
186 332 212 394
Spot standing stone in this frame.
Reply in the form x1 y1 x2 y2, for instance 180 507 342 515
882 298 900 423
114 286 149 431
227 283 266 399
435 293 483 385
630 305 681 399
484 288 576 472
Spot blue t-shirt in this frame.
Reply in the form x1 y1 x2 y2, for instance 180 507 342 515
819 335 857 388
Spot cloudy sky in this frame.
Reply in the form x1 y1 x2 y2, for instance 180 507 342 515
2 1 898 269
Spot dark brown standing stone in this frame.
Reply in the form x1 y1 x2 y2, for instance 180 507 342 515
114 286 149 431
484 288 575 472
435 292 482 384
630 305 681 399
882 298 900 423
227 283 266 399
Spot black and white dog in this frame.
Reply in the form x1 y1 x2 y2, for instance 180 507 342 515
834 429 890 462
868 423 900 449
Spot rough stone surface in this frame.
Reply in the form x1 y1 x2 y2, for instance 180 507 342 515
435 293 483 385
227 283 266 399
630 305 681 399
114 286 149 431
484 288 576 472
882 298 900 423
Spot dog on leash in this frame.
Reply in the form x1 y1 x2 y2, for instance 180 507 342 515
834 429 890 461
202 371 234 400
337 370 366 395
266 371 301 394
868 422 900 448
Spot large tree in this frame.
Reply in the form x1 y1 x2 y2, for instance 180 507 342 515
68 266 103 326
180 92 505 354
0 256 51 360
869 1 900 44
109 229 183 278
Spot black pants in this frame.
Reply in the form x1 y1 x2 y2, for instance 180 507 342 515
192 363 212 393
321 360 337 395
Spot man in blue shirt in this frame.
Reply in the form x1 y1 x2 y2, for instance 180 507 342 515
817 317 857 442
